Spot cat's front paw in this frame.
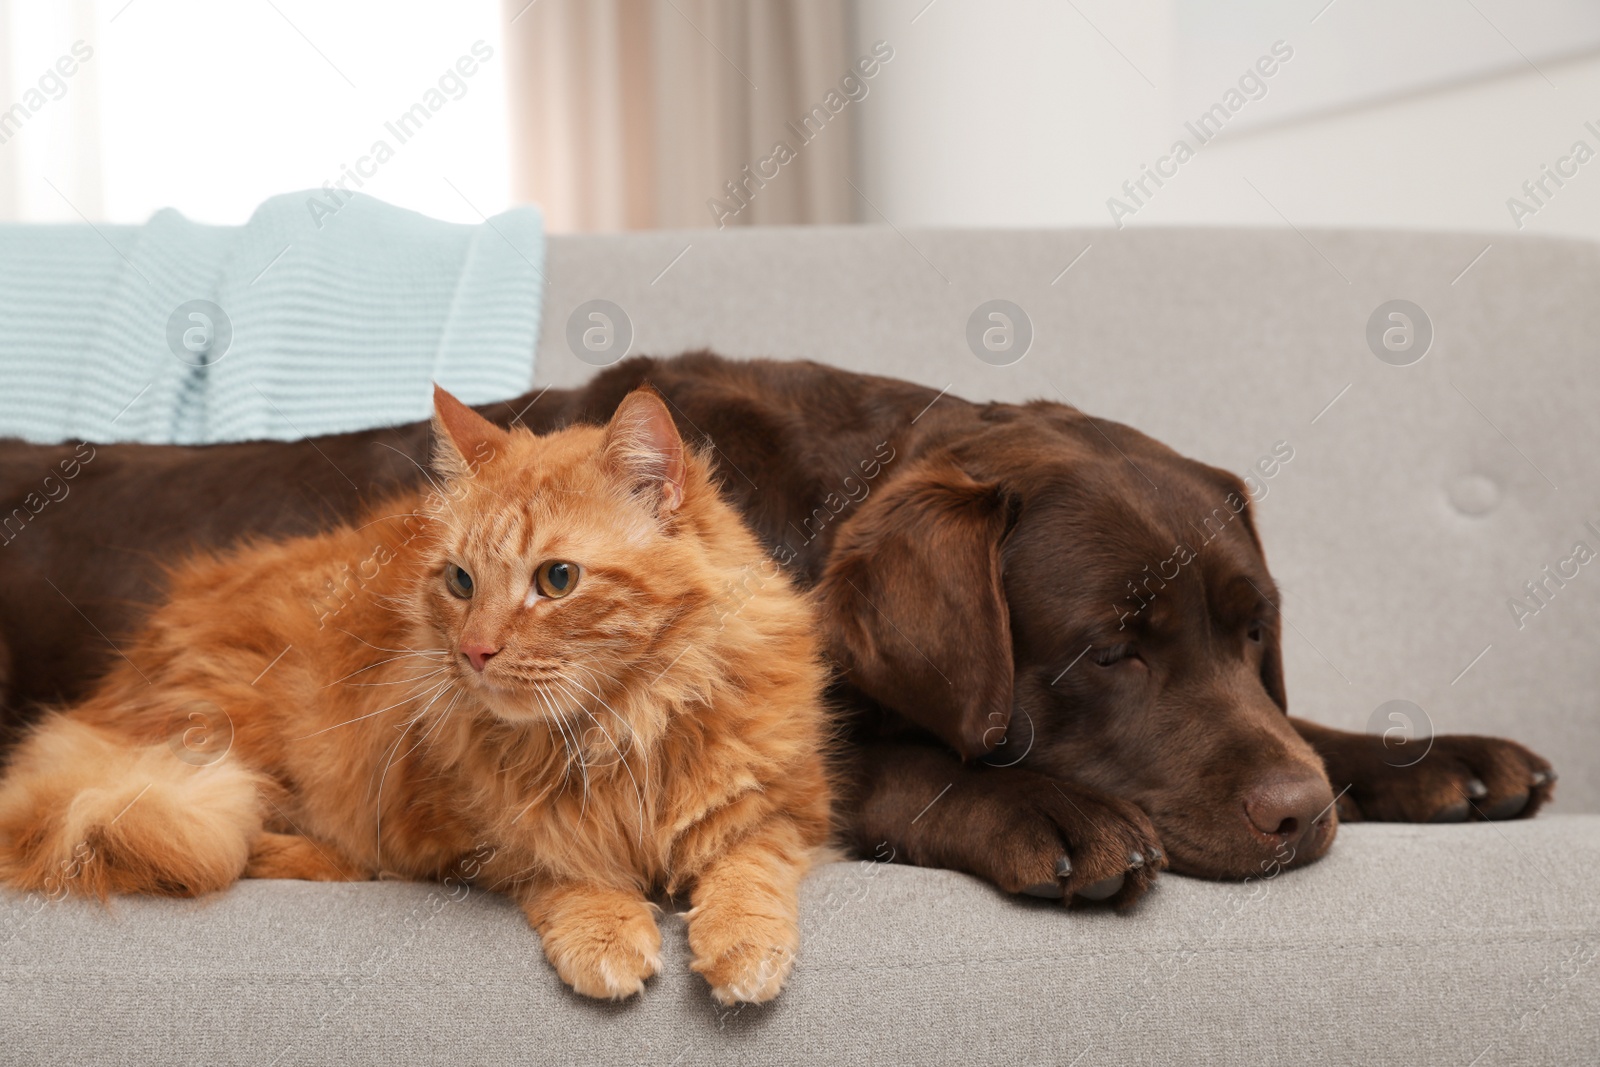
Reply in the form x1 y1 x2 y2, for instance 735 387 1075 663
686 905 798 1005
532 890 662 1000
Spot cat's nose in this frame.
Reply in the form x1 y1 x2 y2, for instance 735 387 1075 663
460 642 499 673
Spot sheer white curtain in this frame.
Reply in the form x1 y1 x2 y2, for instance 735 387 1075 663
0 0 104 222
1 1 511 225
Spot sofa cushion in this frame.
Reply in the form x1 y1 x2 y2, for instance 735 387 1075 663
3 817 1596 1065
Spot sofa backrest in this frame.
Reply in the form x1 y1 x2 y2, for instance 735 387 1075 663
538 227 1600 811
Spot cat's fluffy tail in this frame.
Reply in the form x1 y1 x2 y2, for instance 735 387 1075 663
0 715 266 898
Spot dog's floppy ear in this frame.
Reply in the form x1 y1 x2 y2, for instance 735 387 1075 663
1235 491 1288 711
1259 635 1287 711
816 454 1014 761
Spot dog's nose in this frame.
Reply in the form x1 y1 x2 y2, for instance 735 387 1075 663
1244 768 1334 840
460 642 499 673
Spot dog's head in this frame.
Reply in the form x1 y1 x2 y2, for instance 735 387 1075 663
817 400 1335 879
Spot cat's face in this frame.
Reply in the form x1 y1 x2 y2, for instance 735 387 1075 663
413 387 715 725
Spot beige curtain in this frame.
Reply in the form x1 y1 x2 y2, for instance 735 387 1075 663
504 0 858 230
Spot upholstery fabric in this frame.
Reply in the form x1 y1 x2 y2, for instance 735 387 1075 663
4 820 1596 1065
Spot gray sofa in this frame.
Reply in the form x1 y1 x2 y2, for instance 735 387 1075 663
4 227 1598 1064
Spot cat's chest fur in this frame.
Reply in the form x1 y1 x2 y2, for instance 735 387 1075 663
404 697 767 893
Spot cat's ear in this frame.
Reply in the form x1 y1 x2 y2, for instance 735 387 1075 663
603 386 686 515
431 384 508 481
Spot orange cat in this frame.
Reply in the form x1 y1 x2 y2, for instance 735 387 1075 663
0 386 835 1004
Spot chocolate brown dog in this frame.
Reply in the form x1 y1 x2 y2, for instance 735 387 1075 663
0 352 1555 904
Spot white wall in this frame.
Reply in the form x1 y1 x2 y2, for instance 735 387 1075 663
854 0 1600 240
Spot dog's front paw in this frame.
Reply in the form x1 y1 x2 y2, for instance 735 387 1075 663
686 905 798 1005
918 770 1166 909
1335 733 1555 824
528 888 662 1000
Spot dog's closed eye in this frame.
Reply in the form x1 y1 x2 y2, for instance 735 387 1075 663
1092 643 1139 667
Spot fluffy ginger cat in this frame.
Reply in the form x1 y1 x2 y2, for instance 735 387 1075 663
0 385 834 1004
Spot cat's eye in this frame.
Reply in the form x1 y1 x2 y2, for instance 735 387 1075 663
445 563 474 599
535 560 578 599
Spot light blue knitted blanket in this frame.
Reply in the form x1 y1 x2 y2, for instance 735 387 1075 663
0 192 544 444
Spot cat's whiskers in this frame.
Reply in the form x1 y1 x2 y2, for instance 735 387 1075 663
369 720 416 872
351 508 431 533
554 677 624 773
572 661 632 725
502 690 580 818
292 676 452 740
564 668 630 781
412 686 463 757
570 661 650 790
373 676 462 868
325 651 447 687
534 686 592 821
558 700 595 824
341 668 450 689
555 676 648 845
504 765 564 833
564 664 637 762
334 627 450 661
373 441 468 526
337 657 452 691
523 682 575 782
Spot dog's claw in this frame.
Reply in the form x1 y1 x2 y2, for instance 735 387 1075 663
1465 778 1489 799
1021 855 1076 898
1020 855 1076 898
1429 801 1470 823
1532 769 1556 787
1076 874 1125 901
1127 851 1145 869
